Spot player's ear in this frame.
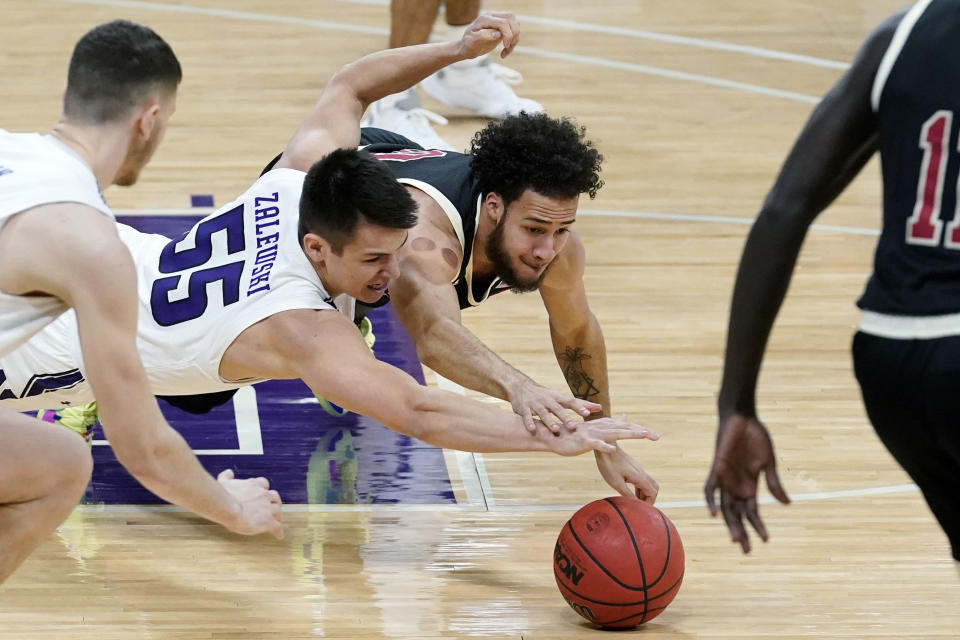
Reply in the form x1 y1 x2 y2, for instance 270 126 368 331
484 192 505 224
302 233 329 265
134 100 162 140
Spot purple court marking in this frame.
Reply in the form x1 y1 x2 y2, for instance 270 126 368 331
190 194 215 207
83 216 455 505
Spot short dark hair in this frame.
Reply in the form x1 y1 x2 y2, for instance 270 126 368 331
299 149 418 253
469 112 604 207
64 20 182 123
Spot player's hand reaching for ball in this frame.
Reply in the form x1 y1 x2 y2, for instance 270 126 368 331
218 469 284 539
510 379 602 434
458 11 521 60
704 413 790 553
547 414 659 457
594 446 660 504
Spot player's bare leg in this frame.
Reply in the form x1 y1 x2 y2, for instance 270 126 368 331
0 409 92 583
389 0 441 48
443 0 482 28
364 0 454 149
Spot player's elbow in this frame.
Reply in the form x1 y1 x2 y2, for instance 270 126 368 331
107 427 175 485
112 441 166 483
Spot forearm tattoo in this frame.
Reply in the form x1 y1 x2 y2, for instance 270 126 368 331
560 347 600 400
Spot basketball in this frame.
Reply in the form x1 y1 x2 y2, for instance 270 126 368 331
553 497 685 628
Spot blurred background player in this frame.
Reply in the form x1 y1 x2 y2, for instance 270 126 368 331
705 0 960 577
0 20 282 584
362 0 542 150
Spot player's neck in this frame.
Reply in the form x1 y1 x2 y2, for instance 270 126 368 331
49 120 130 190
471 211 495 277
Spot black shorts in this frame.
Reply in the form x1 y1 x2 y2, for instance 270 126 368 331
852 331 960 560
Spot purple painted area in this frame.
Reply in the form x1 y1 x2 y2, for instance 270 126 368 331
87 216 456 505
190 194 215 207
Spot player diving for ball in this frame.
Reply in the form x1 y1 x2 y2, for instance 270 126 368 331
0 13 660 489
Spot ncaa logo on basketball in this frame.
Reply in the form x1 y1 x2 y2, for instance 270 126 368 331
554 542 586 586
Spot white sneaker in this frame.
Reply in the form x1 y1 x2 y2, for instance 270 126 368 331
420 55 543 119
362 89 455 151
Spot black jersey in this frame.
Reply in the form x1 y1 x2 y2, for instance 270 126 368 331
859 0 960 315
359 128 511 309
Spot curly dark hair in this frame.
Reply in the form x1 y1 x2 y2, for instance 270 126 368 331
469 112 604 206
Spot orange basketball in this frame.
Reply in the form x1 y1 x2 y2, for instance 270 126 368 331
553 496 685 628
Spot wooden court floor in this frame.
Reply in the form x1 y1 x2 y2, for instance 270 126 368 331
2 0 959 637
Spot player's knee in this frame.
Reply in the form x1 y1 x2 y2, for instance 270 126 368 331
52 434 93 495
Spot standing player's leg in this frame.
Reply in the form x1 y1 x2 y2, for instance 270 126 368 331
442 0 482 30
0 409 92 583
919 335 960 566
420 0 542 119
853 332 960 563
364 0 454 150
389 0 442 48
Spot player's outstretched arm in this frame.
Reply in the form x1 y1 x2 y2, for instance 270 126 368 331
538 232 659 503
4 206 283 539
706 12 902 553
391 227 598 427
539 231 611 418
260 309 659 457
391 207 600 434
276 11 522 171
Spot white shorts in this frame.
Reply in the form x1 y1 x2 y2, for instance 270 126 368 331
0 313 92 411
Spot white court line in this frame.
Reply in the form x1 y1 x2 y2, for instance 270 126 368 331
517 16 848 70
50 0 388 35
47 0 823 104
434 374 496 509
116 207 881 238
323 0 851 70
75 483 919 514
92 386 264 455
515 46 821 104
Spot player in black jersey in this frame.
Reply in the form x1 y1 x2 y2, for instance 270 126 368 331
355 116 658 503
705 0 960 570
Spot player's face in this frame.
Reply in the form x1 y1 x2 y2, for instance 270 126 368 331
329 222 408 303
485 189 578 292
114 91 177 186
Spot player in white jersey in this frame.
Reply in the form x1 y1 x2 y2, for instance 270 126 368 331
0 20 284 584
2 13 661 493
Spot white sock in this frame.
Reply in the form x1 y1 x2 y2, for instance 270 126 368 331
955 560 960 581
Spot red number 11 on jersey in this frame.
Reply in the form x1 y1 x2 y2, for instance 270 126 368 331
906 110 960 248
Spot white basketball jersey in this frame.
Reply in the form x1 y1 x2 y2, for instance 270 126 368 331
130 167 340 396
0 130 113 357
0 167 347 409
